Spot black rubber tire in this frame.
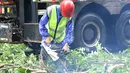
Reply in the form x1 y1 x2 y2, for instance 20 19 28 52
116 10 130 48
74 13 106 48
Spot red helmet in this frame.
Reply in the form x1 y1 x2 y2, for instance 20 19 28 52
52 0 56 2
60 0 75 18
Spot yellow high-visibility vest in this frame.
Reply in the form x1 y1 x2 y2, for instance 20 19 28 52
47 7 71 43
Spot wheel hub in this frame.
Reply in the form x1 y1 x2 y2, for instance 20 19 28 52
82 22 100 47
85 28 94 40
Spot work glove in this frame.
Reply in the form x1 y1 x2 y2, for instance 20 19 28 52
45 36 52 46
63 43 69 52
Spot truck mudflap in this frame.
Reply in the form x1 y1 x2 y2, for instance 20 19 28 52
23 23 42 43
0 23 11 42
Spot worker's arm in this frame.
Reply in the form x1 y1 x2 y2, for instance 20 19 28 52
62 18 74 47
39 12 50 41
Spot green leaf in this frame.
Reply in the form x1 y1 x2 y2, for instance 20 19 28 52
15 68 31 73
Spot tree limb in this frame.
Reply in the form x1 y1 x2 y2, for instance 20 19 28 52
107 64 125 73
0 64 47 73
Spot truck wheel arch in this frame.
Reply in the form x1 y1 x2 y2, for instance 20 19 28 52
74 2 110 24
120 3 130 14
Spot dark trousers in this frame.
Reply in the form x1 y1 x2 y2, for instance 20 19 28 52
39 43 68 73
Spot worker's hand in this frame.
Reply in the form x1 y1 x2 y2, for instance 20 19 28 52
45 36 52 45
63 43 69 52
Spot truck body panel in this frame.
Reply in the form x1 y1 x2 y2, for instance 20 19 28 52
0 0 130 50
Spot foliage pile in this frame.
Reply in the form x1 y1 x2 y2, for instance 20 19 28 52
0 43 40 73
66 44 130 73
0 43 130 73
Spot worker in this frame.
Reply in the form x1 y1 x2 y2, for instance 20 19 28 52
39 0 75 72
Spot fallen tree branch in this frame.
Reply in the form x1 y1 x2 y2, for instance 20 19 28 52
0 64 4 68
103 47 113 56
107 64 125 73
0 64 18 70
87 60 125 65
68 72 88 73
39 60 51 73
32 70 46 73
0 64 46 73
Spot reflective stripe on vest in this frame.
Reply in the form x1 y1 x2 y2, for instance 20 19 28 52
47 7 71 43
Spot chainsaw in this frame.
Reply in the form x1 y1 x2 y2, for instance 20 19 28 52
42 41 60 61
41 41 69 73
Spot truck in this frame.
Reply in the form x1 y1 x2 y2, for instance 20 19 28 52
0 0 130 53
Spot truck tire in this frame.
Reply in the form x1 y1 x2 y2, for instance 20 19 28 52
74 13 106 48
116 10 130 48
